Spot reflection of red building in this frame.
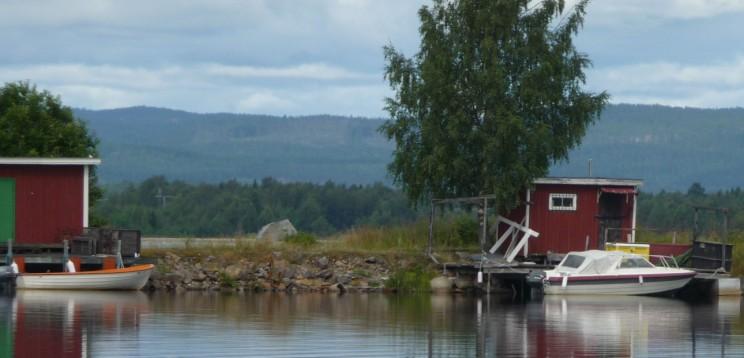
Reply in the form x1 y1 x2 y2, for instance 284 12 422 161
500 177 642 256
14 305 83 358
0 157 100 245
10 291 147 357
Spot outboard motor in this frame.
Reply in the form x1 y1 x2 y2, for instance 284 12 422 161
525 270 546 287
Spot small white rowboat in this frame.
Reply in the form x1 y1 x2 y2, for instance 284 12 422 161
15 264 154 290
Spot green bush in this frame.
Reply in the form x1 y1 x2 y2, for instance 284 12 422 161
453 214 479 246
285 232 318 247
385 265 435 292
219 271 237 288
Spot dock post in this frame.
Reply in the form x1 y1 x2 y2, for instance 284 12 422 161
116 240 124 269
427 203 435 257
693 208 699 242
5 239 11 265
722 209 729 271
487 272 491 295
63 239 69 271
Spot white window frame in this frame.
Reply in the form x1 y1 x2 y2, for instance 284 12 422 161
549 193 577 211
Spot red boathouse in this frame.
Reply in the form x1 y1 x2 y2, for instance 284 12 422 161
497 177 643 257
0 157 101 245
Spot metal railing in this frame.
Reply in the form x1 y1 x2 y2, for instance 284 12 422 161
649 255 679 268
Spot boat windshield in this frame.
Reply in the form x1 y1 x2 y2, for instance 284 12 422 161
618 257 654 269
560 254 586 269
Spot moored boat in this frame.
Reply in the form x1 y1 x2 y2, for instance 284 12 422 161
15 264 154 290
540 250 695 295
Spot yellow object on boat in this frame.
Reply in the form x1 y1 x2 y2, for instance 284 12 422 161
605 243 650 259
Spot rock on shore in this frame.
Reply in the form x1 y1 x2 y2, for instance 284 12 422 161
147 252 391 293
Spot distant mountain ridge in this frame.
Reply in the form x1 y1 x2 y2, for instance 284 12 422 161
75 104 744 192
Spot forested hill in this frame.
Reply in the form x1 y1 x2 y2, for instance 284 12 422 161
76 107 391 185
550 104 744 191
76 104 744 192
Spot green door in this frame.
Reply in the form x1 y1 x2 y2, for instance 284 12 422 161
0 315 12 358
0 179 14 244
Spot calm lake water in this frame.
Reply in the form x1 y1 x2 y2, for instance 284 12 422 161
1 290 743 357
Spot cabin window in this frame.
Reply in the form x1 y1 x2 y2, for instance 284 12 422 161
561 254 585 268
618 257 654 269
549 193 577 211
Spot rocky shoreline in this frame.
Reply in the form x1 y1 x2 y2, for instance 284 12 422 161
147 251 399 293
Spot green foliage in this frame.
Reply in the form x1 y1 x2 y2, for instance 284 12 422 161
352 268 371 278
0 81 102 206
637 186 744 276
219 271 237 288
637 184 744 234
452 215 479 247
284 232 318 247
385 264 435 292
97 177 421 237
381 0 607 209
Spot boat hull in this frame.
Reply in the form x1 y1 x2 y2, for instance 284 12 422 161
16 264 154 290
543 273 695 295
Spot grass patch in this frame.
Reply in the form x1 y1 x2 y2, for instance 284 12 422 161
285 232 318 247
635 229 693 244
325 215 480 255
141 216 483 269
385 264 436 292
352 268 371 278
219 271 237 288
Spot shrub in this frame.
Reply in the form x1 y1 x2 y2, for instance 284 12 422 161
385 264 435 292
285 232 318 247
219 271 237 288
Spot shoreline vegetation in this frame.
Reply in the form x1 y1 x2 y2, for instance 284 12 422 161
143 223 463 293
144 240 439 294
110 176 744 291
142 221 744 293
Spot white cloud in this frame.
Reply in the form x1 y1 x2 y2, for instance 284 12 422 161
588 57 744 107
578 0 744 27
237 92 293 112
2 0 744 115
0 62 389 116
204 63 372 80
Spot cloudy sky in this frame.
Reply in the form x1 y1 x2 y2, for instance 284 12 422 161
1 0 743 117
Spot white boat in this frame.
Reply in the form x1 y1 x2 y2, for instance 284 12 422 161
15 264 154 290
541 250 695 295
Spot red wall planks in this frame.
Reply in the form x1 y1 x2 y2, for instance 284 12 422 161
528 184 601 254
0 165 83 244
502 183 639 255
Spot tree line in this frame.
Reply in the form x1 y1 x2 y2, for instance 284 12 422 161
95 177 420 237
637 183 744 235
95 178 744 238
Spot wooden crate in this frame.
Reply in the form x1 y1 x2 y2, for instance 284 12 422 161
70 236 96 256
114 230 141 257
82 227 142 257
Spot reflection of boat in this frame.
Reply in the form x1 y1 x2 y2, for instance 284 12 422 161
15 264 154 290
15 289 149 305
541 250 695 295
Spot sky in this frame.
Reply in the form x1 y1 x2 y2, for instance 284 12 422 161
1 0 744 117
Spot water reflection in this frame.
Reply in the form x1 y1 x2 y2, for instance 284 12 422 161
0 291 742 357
2 291 148 357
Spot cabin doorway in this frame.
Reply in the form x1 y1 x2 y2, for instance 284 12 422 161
597 193 626 248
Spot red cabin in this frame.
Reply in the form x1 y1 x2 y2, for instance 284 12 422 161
0 157 101 245
496 177 642 257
